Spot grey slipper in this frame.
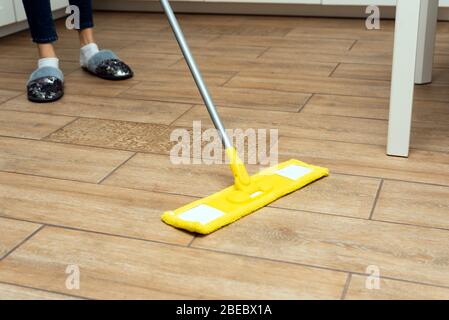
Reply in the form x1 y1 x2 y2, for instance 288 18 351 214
84 50 133 80
27 66 64 103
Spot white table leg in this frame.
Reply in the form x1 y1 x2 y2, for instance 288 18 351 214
387 0 421 157
415 0 438 84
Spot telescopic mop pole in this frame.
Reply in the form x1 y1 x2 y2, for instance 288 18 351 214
160 0 232 149
160 0 251 188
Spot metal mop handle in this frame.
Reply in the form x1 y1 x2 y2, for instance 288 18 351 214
160 0 232 149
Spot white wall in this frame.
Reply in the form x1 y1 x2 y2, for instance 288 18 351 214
0 0 68 27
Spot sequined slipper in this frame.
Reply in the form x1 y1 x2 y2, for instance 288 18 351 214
83 50 133 80
27 66 64 103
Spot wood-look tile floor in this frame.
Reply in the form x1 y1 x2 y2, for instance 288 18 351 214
0 12 449 300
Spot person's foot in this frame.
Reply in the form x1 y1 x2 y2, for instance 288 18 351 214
27 58 64 103
80 43 133 80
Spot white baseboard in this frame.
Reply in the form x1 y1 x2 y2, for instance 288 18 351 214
92 0 449 20
3 2 449 40
93 1 395 18
0 20 29 39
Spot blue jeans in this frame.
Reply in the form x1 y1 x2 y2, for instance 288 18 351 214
22 0 94 43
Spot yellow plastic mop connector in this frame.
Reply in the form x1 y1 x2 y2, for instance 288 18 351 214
161 147 329 234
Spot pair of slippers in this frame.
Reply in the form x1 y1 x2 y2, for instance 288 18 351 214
27 50 133 103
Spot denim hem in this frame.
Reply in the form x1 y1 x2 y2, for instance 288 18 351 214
78 22 94 30
32 35 58 44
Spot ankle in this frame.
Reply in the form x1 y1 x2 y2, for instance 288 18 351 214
38 43 57 59
79 28 95 47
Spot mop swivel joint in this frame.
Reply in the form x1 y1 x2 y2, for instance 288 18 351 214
226 147 252 191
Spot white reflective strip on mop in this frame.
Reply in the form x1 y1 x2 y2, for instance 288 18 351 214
178 204 224 225
250 191 263 198
276 165 312 181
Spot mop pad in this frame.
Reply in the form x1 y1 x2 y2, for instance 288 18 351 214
162 148 328 234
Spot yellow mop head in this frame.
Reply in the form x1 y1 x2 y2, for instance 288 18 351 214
162 148 328 234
